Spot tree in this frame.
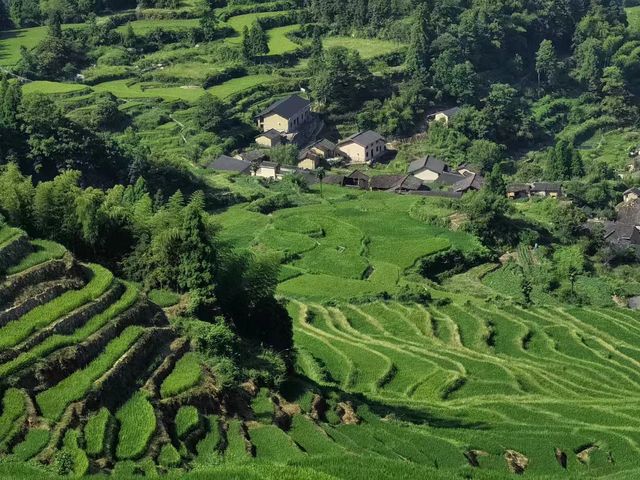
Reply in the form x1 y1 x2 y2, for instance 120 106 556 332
483 83 528 144
122 23 137 48
316 167 325 198
242 22 268 60
194 93 226 132
535 39 561 90
601 66 635 121
485 164 506 196
546 140 583 180
200 10 219 41
466 139 504 173
573 37 604 91
405 4 432 77
460 190 515 247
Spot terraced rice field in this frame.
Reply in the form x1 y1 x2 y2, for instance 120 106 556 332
322 36 406 59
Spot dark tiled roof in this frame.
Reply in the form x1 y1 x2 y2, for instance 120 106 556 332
257 94 310 119
506 183 531 193
438 171 465 185
624 187 640 196
408 155 447 175
453 173 484 193
237 150 267 163
439 107 461 118
617 199 640 225
346 170 370 181
257 129 282 141
207 155 251 174
369 174 408 190
604 222 640 246
324 174 345 185
339 130 384 147
531 182 561 193
260 161 280 169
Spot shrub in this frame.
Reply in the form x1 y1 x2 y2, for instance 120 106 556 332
59 430 89 477
246 193 293 214
175 406 200 439
115 392 156 460
160 352 203 398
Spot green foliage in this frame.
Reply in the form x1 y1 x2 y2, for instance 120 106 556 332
251 388 274 423
59 430 89 477
175 406 200 439
148 288 181 307
0 389 26 447
36 326 143 420
11 428 50 461
159 444 182 467
84 408 111 457
115 392 156 460
160 352 203 398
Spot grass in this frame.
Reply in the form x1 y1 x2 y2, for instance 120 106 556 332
0 263 113 351
266 25 301 55
628 6 640 32
0 282 139 378
195 416 222 465
322 36 406 59
148 288 181 307
159 444 182 467
115 392 157 460
175 405 200 439
115 19 199 35
251 389 274 423
6 239 66 275
11 428 50 461
61 429 89 477
22 81 88 96
250 425 304 461
36 326 144 420
225 11 291 35
84 408 111 457
0 389 26 447
160 352 202 398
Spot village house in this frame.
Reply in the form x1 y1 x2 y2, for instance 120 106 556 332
408 155 449 182
369 174 424 193
255 129 283 148
506 183 562 199
207 155 252 175
453 173 484 194
254 161 281 180
234 150 268 164
255 94 311 134
434 107 461 125
297 139 337 170
337 131 386 164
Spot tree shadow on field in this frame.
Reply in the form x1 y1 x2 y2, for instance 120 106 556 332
281 375 490 431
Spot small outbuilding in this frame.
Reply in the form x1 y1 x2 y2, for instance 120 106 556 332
255 129 283 148
506 184 532 199
530 182 562 198
434 107 461 125
623 187 640 204
453 173 484 193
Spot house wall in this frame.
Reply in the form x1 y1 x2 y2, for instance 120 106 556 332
255 166 279 179
414 169 440 182
435 113 450 124
298 158 319 170
256 135 281 148
260 114 289 133
339 139 386 164
287 107 311 132
624 192 640 203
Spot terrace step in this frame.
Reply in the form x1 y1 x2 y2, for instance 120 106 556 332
0 278 84 329
85 326 175 413
0 259 79 311
0 235 33 274
0 282 125 368
28 300 161 391
142 337 191 400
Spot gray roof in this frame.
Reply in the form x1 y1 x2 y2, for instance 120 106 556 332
439 107 461 118
408 155 448 175
530 182 561 193
624 187 640 196
506 183 531 193
237 150 267 163
438 171 465 185
617 199 640 225
604 222 640 246
339 130 384 147
257 94 310 119
346 170 370 181
257 129 282 141
369 175 423 191
207 155 251 174
314 138 337 150
453 173 484 193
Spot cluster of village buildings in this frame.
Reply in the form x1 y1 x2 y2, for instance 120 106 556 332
208 94 563 198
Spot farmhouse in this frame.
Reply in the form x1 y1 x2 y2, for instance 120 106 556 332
369 174 424 192
530 182 562 198
434 107 461 125
337 130 386 164
506 184 531 199
604 222 640 247
207 155 252 175
255 94 312 134
253 161 281 180
235 150 268 163
297 139 337 170
255 129 283 148
453 173 484 193
408 155 449 182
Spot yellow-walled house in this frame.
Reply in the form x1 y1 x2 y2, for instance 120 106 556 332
255 95 311 134
337 131 386 165
255 129 283 148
